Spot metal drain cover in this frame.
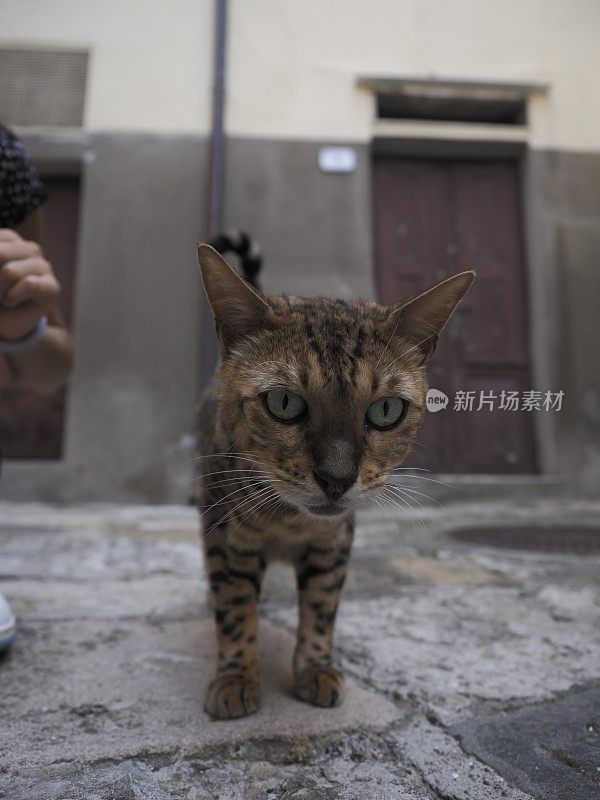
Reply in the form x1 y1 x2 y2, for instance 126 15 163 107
452 687 600 800
446 526 600 554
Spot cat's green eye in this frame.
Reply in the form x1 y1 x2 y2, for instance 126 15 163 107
264 389 307 422
366 397 407 430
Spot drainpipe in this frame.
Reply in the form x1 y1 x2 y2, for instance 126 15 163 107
201 0 228 386
206 0 227 236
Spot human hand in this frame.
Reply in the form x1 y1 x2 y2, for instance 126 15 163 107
0 228 61 342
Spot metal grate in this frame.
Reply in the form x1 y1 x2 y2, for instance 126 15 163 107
447 527 600 555
0 46 89 128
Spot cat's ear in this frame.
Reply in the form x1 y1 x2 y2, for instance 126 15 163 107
390 270 476 364
197 244 269 345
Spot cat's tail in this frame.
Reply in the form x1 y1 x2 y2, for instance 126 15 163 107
207 230 263 290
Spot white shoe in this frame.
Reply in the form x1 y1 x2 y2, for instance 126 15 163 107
0 592 15 650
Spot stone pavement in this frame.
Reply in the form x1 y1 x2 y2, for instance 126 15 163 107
1 498 599 799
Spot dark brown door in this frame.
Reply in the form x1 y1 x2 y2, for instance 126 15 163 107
373 158 536 474
0 176 79 459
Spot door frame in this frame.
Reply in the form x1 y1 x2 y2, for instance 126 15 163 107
369 133 555 476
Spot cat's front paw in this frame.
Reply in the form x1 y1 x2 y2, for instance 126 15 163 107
204 674 260 719
294 665 345 707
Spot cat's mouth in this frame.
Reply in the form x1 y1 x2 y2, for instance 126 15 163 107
278 485 355 519
306 500 349 517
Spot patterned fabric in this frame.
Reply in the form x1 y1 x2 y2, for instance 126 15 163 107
0 127 48 228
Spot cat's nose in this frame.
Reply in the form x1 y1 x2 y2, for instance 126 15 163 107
313 465 358 500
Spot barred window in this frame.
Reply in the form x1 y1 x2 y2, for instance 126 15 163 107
0 45 89 128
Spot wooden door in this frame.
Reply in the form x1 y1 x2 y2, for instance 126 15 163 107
373 158 536 474
0 176 79 459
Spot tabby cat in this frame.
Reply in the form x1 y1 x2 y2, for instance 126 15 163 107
195 243 474 719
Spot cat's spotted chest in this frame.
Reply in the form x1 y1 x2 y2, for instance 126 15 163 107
195 243 474 719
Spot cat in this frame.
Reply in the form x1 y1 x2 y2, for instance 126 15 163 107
195 243 474 719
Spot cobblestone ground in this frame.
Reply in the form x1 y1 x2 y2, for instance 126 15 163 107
1 498 599 799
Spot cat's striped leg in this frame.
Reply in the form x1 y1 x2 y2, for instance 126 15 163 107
293 525 352 707
203 530 266 719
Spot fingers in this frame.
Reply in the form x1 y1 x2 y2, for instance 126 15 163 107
0 228 20 243
0 231 62 324
0 256 50 292
0 236 41 265
3 273 61 312
0 257 54 302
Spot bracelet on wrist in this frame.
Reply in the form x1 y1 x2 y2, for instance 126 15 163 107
0 316 48 355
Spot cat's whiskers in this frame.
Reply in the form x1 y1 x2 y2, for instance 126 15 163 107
201 484 278 539
190 472 264 487
370 494 397 530
390 466 432 471
188 452 265 466
191 467 264 482
380 488 422 538
390 482 460 528
225 490 283 546
263 493 285 527
388 482 440 504
268 470 312 493
375 487 417 537
407 439 431 451
388 472 459 525
200 473 271 489
190 463 282 487
382 485 430 536
389 469 457 491
202 478 280 516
